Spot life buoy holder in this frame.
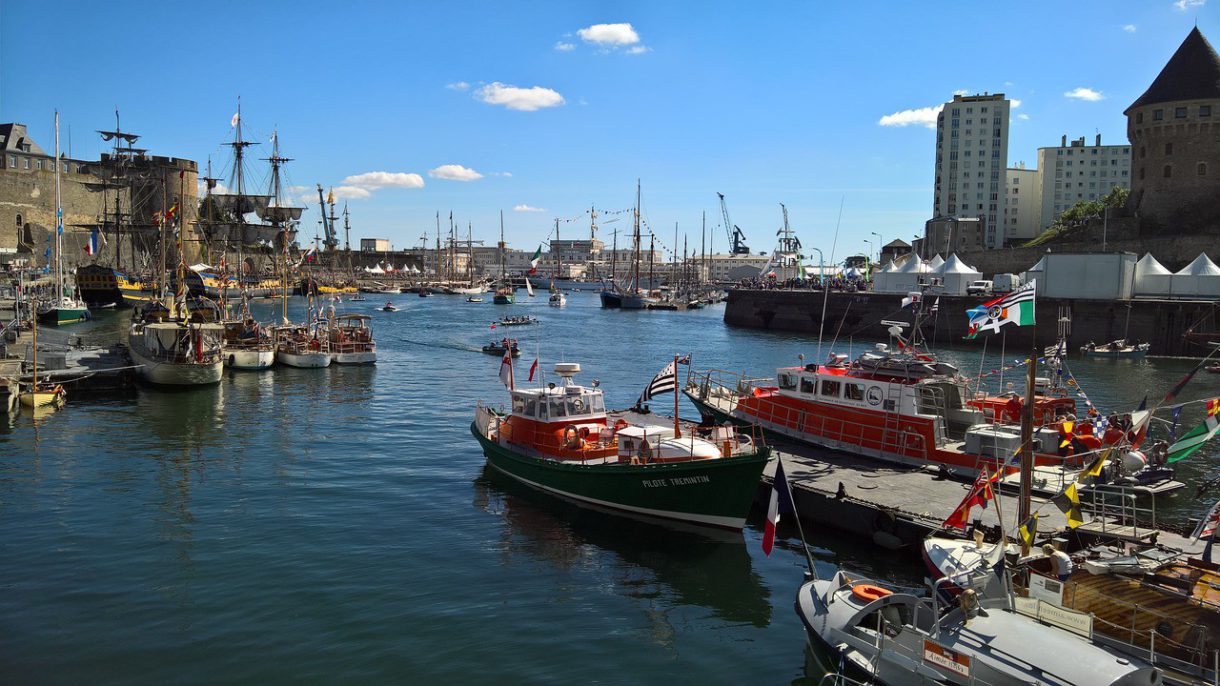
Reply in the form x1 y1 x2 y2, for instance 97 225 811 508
851 584 893 603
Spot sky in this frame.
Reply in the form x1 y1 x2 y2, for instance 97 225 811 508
1 1 1214 262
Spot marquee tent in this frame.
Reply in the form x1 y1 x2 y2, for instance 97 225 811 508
1172 253 1220 298
935 253 982 296
1133 254 1173 297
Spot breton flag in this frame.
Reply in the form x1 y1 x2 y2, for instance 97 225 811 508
498 349 514 390
965 279 1037 339
528 245 544 274
83 227 100 256
1167 398 1220 463
763 458 798 556
639 360 677 404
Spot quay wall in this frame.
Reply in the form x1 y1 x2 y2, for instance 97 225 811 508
724 289 1220 357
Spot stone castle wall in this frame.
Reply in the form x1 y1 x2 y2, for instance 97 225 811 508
1127 99 1220 231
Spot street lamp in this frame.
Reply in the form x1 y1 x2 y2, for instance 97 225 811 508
871 231 882 263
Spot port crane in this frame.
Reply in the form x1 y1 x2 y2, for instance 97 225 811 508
716 192 750 255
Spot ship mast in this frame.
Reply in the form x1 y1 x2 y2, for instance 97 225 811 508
53 111 63 304
631 180 641 294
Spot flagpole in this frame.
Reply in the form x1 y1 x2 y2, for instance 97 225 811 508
673 354 681 439
778 457 819 578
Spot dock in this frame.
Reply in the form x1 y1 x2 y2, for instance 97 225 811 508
759 436 1205 555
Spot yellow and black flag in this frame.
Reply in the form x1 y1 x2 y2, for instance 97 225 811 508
1080 447 1112 481
1018 513 1039 549
1054 483 1086 529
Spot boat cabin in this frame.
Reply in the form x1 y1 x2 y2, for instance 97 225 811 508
501 363 614 459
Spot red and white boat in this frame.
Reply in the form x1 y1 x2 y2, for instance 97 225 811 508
686 333 1145 478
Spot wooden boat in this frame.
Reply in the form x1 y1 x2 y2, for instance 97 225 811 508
273 325 331 368
18 317 66 409
1082 340 1150 359
328 313 376 364
497 316 537 327
128 318 226 385
471 362 770 529
221 318 275 370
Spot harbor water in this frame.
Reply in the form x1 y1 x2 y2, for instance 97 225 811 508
2 292 1218 684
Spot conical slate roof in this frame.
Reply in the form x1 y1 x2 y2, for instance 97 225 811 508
1175 253 1220 276
1126 28 1220 113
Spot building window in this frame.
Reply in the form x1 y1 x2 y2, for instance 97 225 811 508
1153 109 1163 121
1200 163 1208 177
1164 165 1172 178
22 158 29 169
6 155 13 168
1140 146 1145 159
1136 112 1144 124
1175 107 1187 118
1202 105 1212 117
1140 167 1145 180
1165 142 1173 155
35 160 42 170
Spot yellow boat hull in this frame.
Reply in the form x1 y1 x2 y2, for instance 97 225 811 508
19 389 65 408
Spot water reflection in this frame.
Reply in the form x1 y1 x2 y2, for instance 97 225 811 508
473 465 773 629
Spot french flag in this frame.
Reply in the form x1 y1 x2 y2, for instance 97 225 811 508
762 459 797 556
83 227 99 256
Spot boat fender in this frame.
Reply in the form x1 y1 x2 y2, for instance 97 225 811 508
851 584 892 603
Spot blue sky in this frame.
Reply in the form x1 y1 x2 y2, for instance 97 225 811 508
1 1 1213 261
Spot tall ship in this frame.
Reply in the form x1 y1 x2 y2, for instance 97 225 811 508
492 211 514 305
74 112 181 308
600 181 655 310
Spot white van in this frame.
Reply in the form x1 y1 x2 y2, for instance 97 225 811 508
966 280 993 296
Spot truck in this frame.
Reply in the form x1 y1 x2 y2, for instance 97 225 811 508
966 280 994 296
991 273 1021 293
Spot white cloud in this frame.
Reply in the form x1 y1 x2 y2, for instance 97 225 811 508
1174 0 1205 10
554 41 575 52
286 184 310 194
1123 24 1137 32
446 81 470 91
626 45 650 55
490 171 513 177
1010 99 1022 108
1064 87 1105 101
428 164 484 182
514 204 545 213
577 23 640 46
1017 113 1031 120
331 186 373 200
953 89 970 96
475 82 565 111
339 170 424 189
878 105 941 129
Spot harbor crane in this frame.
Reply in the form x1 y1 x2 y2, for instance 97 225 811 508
716 192 750 255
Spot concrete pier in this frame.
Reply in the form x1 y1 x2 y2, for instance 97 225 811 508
724 289 1220 357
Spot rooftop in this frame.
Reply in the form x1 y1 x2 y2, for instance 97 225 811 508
1126 27 1220 113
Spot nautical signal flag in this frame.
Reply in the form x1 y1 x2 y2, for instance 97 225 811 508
1018 513 1039 549
942 469 1000 531
1167 399 1220 464
964 280 1036 339
528 357 539 382
1053 483 1085 529
498 349 514 390
1080 447 1111 480
762 459 797 556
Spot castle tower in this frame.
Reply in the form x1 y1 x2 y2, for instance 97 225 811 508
1125 27 1220 229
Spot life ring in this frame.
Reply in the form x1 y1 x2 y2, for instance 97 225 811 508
563 426 583 449
851 584 893 603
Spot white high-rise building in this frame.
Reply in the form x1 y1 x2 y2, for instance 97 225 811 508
1004 163 1042 243
933 93 1011 249
1035 134 1131 233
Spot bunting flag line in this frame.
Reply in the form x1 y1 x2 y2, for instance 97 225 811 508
639 360 677 404
1162 360 1209 405
1053 483 1085 529
1167 398 1220 463
965 280 1037 339
1080 447 1111 480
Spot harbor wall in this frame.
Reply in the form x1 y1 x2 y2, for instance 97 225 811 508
724 289 1220 357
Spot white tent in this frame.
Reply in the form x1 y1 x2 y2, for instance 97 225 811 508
927 254 945 270
189 263 215 273
874 254 932 293
936 253 983 296
1172 253 1220 298
1021 255 1046 288
1133 253 1173 297
366 264 385 275
870 258 900 292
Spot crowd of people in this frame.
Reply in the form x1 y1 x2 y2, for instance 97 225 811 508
736 275 871 292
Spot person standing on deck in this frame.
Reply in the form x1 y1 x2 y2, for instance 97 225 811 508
1043 544 1073 581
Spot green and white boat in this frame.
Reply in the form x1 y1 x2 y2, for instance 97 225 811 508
37 112 89 327
471 361 770 530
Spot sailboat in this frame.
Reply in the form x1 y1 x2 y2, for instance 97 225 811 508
18 316 66 409
603 181 655 310
453 223 484 295
493 210 515 305
127 174 225 386
547 218 565 307
37 112 90 326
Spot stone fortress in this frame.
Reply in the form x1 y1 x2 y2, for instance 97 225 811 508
0 121 197 270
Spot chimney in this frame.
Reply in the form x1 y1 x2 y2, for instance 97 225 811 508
1095 133 1102 146
1061 134 1067 147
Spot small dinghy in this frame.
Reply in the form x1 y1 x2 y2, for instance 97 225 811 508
482 338 520 357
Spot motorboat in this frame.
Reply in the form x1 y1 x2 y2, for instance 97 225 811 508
483 339 521 357
221 318 275 370
329 314 376 364
466 296 484 303
381 301 399 312
471 362 770 529
795 567 1162 686
273 325 332 368
1082 340 1150 359
548 291 566 307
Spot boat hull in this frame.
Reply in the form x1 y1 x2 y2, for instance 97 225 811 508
225 348 276 370
471 422 769 530
129 345 224 386
493 294 514 304
37 307 89 326
19 389 64 408
333 351 376 365
599 290 621 308
276 350 332 368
